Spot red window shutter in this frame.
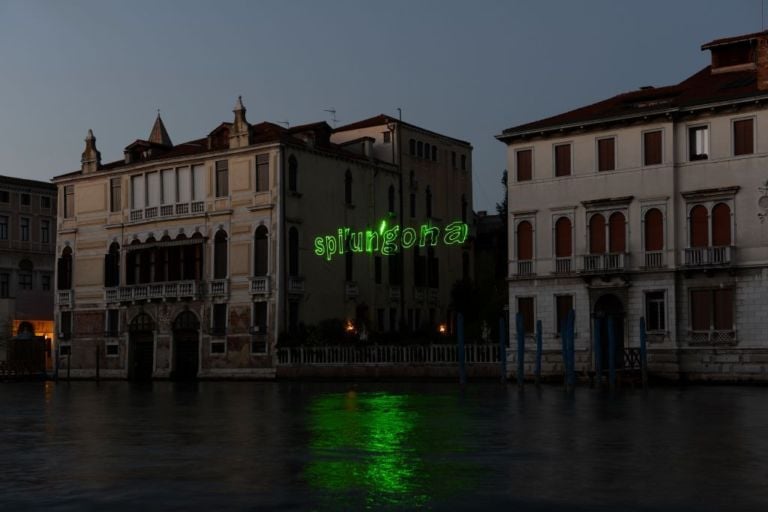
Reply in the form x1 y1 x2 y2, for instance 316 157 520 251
713 288 734 330
598 138 615 171
643 131 662 165
555 144 571 177
555 217 572 257
690 290 712 331
589 214 606 254
644 208 664 251
733 119 754 156
689 205 709 248
517 221 533 260
711 203 731 247
609 212 626 253
556 295 573 334
516 150 532 181
518 297 534 334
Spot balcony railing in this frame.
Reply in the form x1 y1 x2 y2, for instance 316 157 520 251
111 280 198 302
553 257 572 274
643 251 665 269
345 281 359 299
689 330 737 345
414 287 426 302
389 286 401 302
683 246 733 267
250 276 271 295
57 290 73 307
428 288 439 304
582 253 627 273
515 260 534 277
128 201 207 223
288 276 305 294
209 279 229 298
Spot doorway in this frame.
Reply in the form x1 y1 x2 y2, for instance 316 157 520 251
129 313 155 381
594 293 625 370
172 311 200 380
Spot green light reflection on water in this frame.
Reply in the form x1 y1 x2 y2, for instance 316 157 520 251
305 391 477 509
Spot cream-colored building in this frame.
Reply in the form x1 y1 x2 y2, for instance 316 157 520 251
53 101 472 379
498 30 768 381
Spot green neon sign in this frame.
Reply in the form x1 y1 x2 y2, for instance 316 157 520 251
314 220 468 261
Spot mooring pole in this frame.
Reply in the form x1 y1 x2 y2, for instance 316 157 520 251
639 317 648 389
458 313 466 385
535 320 542 386
607 315 616 391
66 350 71 381
560 318 567 388
96 345 100 383
566 309 576 391
499 316 507 383
515 313 525 387
594 317 603 388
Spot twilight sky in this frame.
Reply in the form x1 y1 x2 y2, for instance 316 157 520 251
0 0 761 211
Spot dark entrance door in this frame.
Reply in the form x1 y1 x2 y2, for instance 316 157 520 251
128 313 156 381
594 293 624 370
173 311 200 381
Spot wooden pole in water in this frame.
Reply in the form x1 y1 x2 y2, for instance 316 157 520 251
639 317 648 389
594 317 603 387
566 309 576 391
96 344 100 383
607 315 616 391
66 349 71 381
515 312 524 388
499 316 507 383
535 320 542 386
458 313 466 385
560 317 567 388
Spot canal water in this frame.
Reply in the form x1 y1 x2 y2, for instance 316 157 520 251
1 381 766 511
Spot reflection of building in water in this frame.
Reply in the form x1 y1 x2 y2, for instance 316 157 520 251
0 176 57 371
499 30 768 380
52 101 472 379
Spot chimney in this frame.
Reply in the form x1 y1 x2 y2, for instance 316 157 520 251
81 129 101 174
230 96 251 148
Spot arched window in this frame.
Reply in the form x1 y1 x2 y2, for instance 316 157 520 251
644 209 663 251
129 312 155 332
516 221 533 261
554 217 572 257
254 225 268 276
461 195 467 223
344 169 352 205
173 310 199 331
609 212 626 253
288 155 298 193
425 186 432 218
689 205 709 248
589 214 606 254
388 185 395 213
712 203 731 247
214 230 228 279
57 247 73 290
288 227 299 277
105 242 120 287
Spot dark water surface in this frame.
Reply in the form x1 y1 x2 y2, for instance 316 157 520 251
1 381 767 511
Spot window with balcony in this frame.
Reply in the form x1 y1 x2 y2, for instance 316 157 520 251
57 247 73 290
256 154 270 192
733 118 754 156
213 230 228 279
589 214 606 254
254 226 268 276
688 125 709 161
288 227 299 277
554 217 572 273
288 155 298 193
608 212 626 253
517 297 535 334
516 149 532 182
686 202 732 265
104 242 120 287
690 288 734 341
643 208 664 268
516 220 533 275
554 143 571 177
597 137 616 171
60 311 72 340
215 160 229 197
555 295 573 335
110 177 121 212
643 130 663 166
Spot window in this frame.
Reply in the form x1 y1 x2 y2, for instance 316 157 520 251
712 203 731 246
409 138 416 155
554 217 572 258
288 301 299 335
215 160 229 197
288 227 299 277
344 170 352 205
643 130 662 166
104 242 120 287
417 141 423 158
431 146 437 161
425 186 432 218
0 216 7 240
213 230 228 279
389 308 397 332
517 297 534 334
212 303 227 337
256 154 269 192
608 212 626 253
254 226 268 276
20 218 29 242
733 118 754 156
64 185 74 218
106 343 119 357
58 247 73 290
41 274 51 291
689 125 709 160
554 143 571 177
645 291 665 332
60 311 72 339
516 221 533 260
0 191 8 203
689 205 709 247
388 185 395 213
555 295 573 335
345 250 353 282
106 309 119 337
110 177 121 212
461 195 467 223
374 256 382 284
251 302 268 354
20 193 30 206
424 143 430 159
644 208 664 251
377 308 385 331
41 220 50 244
383 131 391 144
451 151 456 168
41 196 51 209
597 137 615 171
690 288 734 332
589 214 606 254
460 154 467 170
516 149 532 182
0 273 8 297
18 272 32 290
288 155 298 193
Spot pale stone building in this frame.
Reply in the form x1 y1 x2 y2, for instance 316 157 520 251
53 101 472 379
498 30 768 381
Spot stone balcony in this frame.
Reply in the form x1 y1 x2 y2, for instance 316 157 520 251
553 257 573 275
128 201 206 224
513 260 534 278
288 276 305 295
209 279 229 298
345 281 359 299
250 276 271 295
582 252 627 273
389 286 401 302
57 290 73 307
683 246 733 267
105 280 198 303
642 250 665 269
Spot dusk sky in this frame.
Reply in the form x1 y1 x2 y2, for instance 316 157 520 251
0 0 762 211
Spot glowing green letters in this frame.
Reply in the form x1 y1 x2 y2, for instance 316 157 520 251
314 220 468 261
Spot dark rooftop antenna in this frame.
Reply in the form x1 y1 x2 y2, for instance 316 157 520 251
276 121 290 128
396 107 402 121
323 108 338 127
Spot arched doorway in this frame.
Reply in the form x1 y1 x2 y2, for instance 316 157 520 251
129 313 155 381
173 310 200 380
594 293 625 370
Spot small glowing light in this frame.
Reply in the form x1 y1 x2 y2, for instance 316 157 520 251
345 320 356 333
438 324 447 334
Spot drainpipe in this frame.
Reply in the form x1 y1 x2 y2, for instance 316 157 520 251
276 147 284 358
